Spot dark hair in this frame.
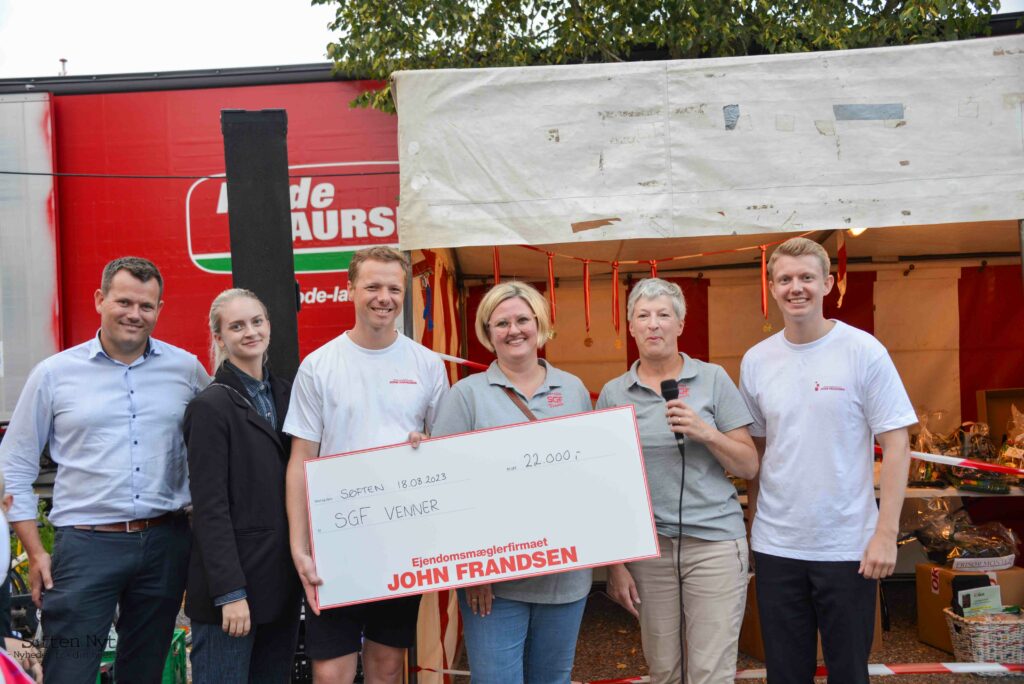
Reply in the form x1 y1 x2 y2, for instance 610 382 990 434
101 257 164 298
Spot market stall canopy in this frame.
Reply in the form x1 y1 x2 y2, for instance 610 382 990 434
393 36 1024 251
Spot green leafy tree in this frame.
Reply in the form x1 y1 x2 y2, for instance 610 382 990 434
316 0 1001 112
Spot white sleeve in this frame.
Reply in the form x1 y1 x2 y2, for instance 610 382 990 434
862 348 918 435
739 352 767 438
282 359 324 443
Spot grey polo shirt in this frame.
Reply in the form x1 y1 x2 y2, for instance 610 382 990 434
596 354 752 541
431 359 593 604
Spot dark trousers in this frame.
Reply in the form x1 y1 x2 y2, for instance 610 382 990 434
190 605 301 684
41 517 190 684
754 552 876 684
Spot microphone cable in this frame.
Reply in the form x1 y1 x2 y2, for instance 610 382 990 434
660 379 686 678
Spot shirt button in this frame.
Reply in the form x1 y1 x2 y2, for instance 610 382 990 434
133 440 138 445
130 390 134 394
132 414 136 419
135 467 140 471
135 494 139 499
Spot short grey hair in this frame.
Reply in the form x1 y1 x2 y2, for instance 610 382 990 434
627 278 686 321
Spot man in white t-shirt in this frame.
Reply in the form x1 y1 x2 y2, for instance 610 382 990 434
739 237 916 683
283 246 449 684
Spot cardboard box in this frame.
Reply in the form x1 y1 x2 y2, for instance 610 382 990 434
738 576 882 662
915 562 1024 653
975 388 1024 443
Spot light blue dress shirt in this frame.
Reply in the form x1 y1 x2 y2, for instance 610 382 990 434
0 334 210 526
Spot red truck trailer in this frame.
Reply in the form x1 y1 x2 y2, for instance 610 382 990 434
0 64 403 423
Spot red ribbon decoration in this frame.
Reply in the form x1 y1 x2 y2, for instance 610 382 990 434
836 230 848 308
492 247 501 284
760 245 769 319
649 260 658 278
611 261 620 334
547 252 557 324
582 259 592 332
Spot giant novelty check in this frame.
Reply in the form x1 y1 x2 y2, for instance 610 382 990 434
304 406 658 609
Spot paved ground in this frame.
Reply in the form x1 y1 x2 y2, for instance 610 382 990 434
447 580 993 683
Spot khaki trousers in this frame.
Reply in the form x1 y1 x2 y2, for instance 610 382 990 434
628 534 749 684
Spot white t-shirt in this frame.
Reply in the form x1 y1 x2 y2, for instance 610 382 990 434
739 321 917 561
283 332 449 456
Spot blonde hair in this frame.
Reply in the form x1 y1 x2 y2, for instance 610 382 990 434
348 246 411 286
627 278 686 321
208 288 269 371
475 281 552 353
767 237 830 280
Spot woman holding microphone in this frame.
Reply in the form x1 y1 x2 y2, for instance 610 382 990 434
431 281 592 684
597 278 757 684
184 289 301 683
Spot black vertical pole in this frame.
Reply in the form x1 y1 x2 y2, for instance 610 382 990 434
220 109 300 381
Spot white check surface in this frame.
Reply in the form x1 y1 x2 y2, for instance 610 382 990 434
305 406 658 609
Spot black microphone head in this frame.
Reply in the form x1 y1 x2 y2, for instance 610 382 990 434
660 379 679 402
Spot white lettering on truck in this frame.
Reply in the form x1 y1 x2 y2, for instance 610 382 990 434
215 179 395 242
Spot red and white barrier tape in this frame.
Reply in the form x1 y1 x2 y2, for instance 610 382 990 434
873 444 1024 478
436 353 489 372
414 662 1024 680
909 450 1024 478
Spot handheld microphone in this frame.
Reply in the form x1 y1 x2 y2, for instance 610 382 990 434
660 380 685 452
660 379 679 402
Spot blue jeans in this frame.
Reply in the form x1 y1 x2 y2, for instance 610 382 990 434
190 604 300 684
458 592 587 684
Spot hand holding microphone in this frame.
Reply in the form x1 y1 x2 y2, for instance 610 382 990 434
661 379 715 445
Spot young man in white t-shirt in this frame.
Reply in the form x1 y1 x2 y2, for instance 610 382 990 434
283 247 449 684
739 238 916 683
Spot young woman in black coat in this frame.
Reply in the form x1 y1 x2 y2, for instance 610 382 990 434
184 288 301 683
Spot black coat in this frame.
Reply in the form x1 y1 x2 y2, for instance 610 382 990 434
183 365 300 625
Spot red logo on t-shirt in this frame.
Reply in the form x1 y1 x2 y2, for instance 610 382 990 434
814 381 846 392
389 379 419 385
547 393 564 408
679 384 690 399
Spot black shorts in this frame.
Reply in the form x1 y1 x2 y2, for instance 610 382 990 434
305 594 422 660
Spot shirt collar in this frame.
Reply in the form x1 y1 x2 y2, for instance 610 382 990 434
485 358 561 393
225 361 271 397
88 331 159 363
627 352 697 389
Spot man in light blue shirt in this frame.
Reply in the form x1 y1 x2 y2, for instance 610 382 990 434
0 256 209 683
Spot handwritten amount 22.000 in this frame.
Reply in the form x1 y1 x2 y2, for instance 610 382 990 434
524 450 581 468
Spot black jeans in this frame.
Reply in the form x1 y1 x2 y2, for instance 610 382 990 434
41 517 190 684
754 552 876 684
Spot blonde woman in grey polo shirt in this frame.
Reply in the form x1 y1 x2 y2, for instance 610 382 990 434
431 281 592 684
597 278 757 684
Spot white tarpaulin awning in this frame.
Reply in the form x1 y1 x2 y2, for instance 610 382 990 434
393 35 1024 251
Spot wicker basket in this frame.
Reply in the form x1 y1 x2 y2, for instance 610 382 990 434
944 608 1024 676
